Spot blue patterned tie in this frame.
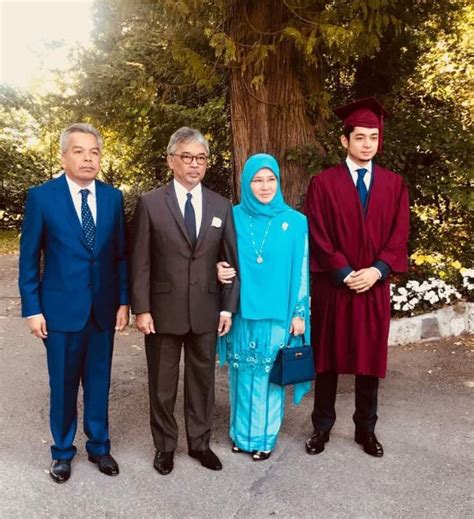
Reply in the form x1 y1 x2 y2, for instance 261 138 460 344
184 192 197 247
80 189 95 251
356 168 368 207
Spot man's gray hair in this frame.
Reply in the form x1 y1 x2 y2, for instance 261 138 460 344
166 127 209 155
60 123 103 153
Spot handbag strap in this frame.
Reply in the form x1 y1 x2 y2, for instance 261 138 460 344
286 332 308 347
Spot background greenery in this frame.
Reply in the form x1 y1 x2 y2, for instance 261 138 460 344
1 0 472 272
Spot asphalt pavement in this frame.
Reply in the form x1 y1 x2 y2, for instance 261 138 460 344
0 254 472 518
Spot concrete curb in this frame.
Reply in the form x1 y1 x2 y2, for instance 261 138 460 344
389 302 474 345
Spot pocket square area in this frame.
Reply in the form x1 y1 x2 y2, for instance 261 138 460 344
211 217 222 228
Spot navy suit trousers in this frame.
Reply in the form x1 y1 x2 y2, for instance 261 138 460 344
44 313 114 460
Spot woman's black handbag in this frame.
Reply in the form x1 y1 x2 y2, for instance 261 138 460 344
269 335 315 386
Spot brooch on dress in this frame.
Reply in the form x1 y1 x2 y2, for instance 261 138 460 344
282 222 289 231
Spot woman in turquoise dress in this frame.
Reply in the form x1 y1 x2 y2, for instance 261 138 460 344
217 153 311 461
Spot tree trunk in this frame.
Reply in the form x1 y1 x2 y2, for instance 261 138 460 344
227 0 323 207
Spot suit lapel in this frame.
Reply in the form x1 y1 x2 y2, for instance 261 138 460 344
195 188 212 252
165 183 193 248
94 180 109 256
54 174 90 250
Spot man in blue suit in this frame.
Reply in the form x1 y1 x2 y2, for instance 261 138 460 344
19 123 129 483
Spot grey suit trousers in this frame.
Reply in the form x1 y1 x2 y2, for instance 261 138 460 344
145 330 217 452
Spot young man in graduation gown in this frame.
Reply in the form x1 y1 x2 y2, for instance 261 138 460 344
304 97 409 457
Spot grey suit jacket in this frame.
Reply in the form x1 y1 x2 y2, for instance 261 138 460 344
130 182 240 335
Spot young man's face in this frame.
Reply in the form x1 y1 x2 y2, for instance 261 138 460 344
340 126 379 165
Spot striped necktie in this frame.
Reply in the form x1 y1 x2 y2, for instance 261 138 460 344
80 189 95 251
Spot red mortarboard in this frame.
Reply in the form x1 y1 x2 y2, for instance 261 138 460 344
333 97 389 153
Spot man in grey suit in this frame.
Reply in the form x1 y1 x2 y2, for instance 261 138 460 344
130 127 240 475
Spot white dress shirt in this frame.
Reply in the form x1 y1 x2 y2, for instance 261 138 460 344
346 156 372 190
64 173 97 224
173 179 202 237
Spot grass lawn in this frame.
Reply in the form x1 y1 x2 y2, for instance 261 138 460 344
0 229 20 255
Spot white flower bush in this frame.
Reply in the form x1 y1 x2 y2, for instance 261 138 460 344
461 268 474 291
391 277 462 316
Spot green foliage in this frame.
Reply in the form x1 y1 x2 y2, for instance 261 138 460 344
68 0 232 199
0 229 19 255
0 85 50 229
73 0 473 266
383 97 473 266
285 1 473 266
1 0 470 272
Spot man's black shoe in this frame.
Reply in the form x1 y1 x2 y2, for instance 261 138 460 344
305 430 330 455
49 459 71 483
355 431 384 457
154 451 174 475
188 448 222 471
88 454 120 475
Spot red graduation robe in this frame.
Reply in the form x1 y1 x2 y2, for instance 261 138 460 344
304 162 409 378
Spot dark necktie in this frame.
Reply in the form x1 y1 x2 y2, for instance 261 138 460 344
80 188 95 251
356 168 368 207
184 192 197 247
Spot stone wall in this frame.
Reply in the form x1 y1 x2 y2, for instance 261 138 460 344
389 302 474 346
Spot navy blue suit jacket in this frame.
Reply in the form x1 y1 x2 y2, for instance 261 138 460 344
19 173 129 332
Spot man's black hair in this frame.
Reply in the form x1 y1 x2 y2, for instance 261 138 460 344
343 125 355 140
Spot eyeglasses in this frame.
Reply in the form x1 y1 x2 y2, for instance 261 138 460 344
172 153 208 165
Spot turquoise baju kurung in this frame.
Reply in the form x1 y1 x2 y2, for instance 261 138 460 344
218 154 311 453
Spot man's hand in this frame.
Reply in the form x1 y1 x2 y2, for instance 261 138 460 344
217 261 236 284
135 312 156 335
218 315 232 336
115 305 129 331
345 267 380 293
28 314 48 339
290 317 305 336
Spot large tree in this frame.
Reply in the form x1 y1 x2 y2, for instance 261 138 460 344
74 0 413 205
223 0 404 204
78 0 469 205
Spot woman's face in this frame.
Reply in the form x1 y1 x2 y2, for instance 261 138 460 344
250 168 277 204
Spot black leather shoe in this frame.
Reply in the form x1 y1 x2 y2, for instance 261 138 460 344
231 443 243 453
252 450 271 461
49 459 71 483
88 454 120 475
305 430 330 455
154 451 174 475
355 431 384 457
188 448 222 471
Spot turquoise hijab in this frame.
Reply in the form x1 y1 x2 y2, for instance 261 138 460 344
233 154 302 322
238 154 290 219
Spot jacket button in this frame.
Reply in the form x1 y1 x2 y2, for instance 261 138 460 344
191 281 197 286
89 283 94 288
191 257 196 261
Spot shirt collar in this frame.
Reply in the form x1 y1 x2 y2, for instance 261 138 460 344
64 172 96 196
173 179 202 200
345 156 372 175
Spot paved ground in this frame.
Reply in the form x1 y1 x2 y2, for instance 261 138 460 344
0 254 473 518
